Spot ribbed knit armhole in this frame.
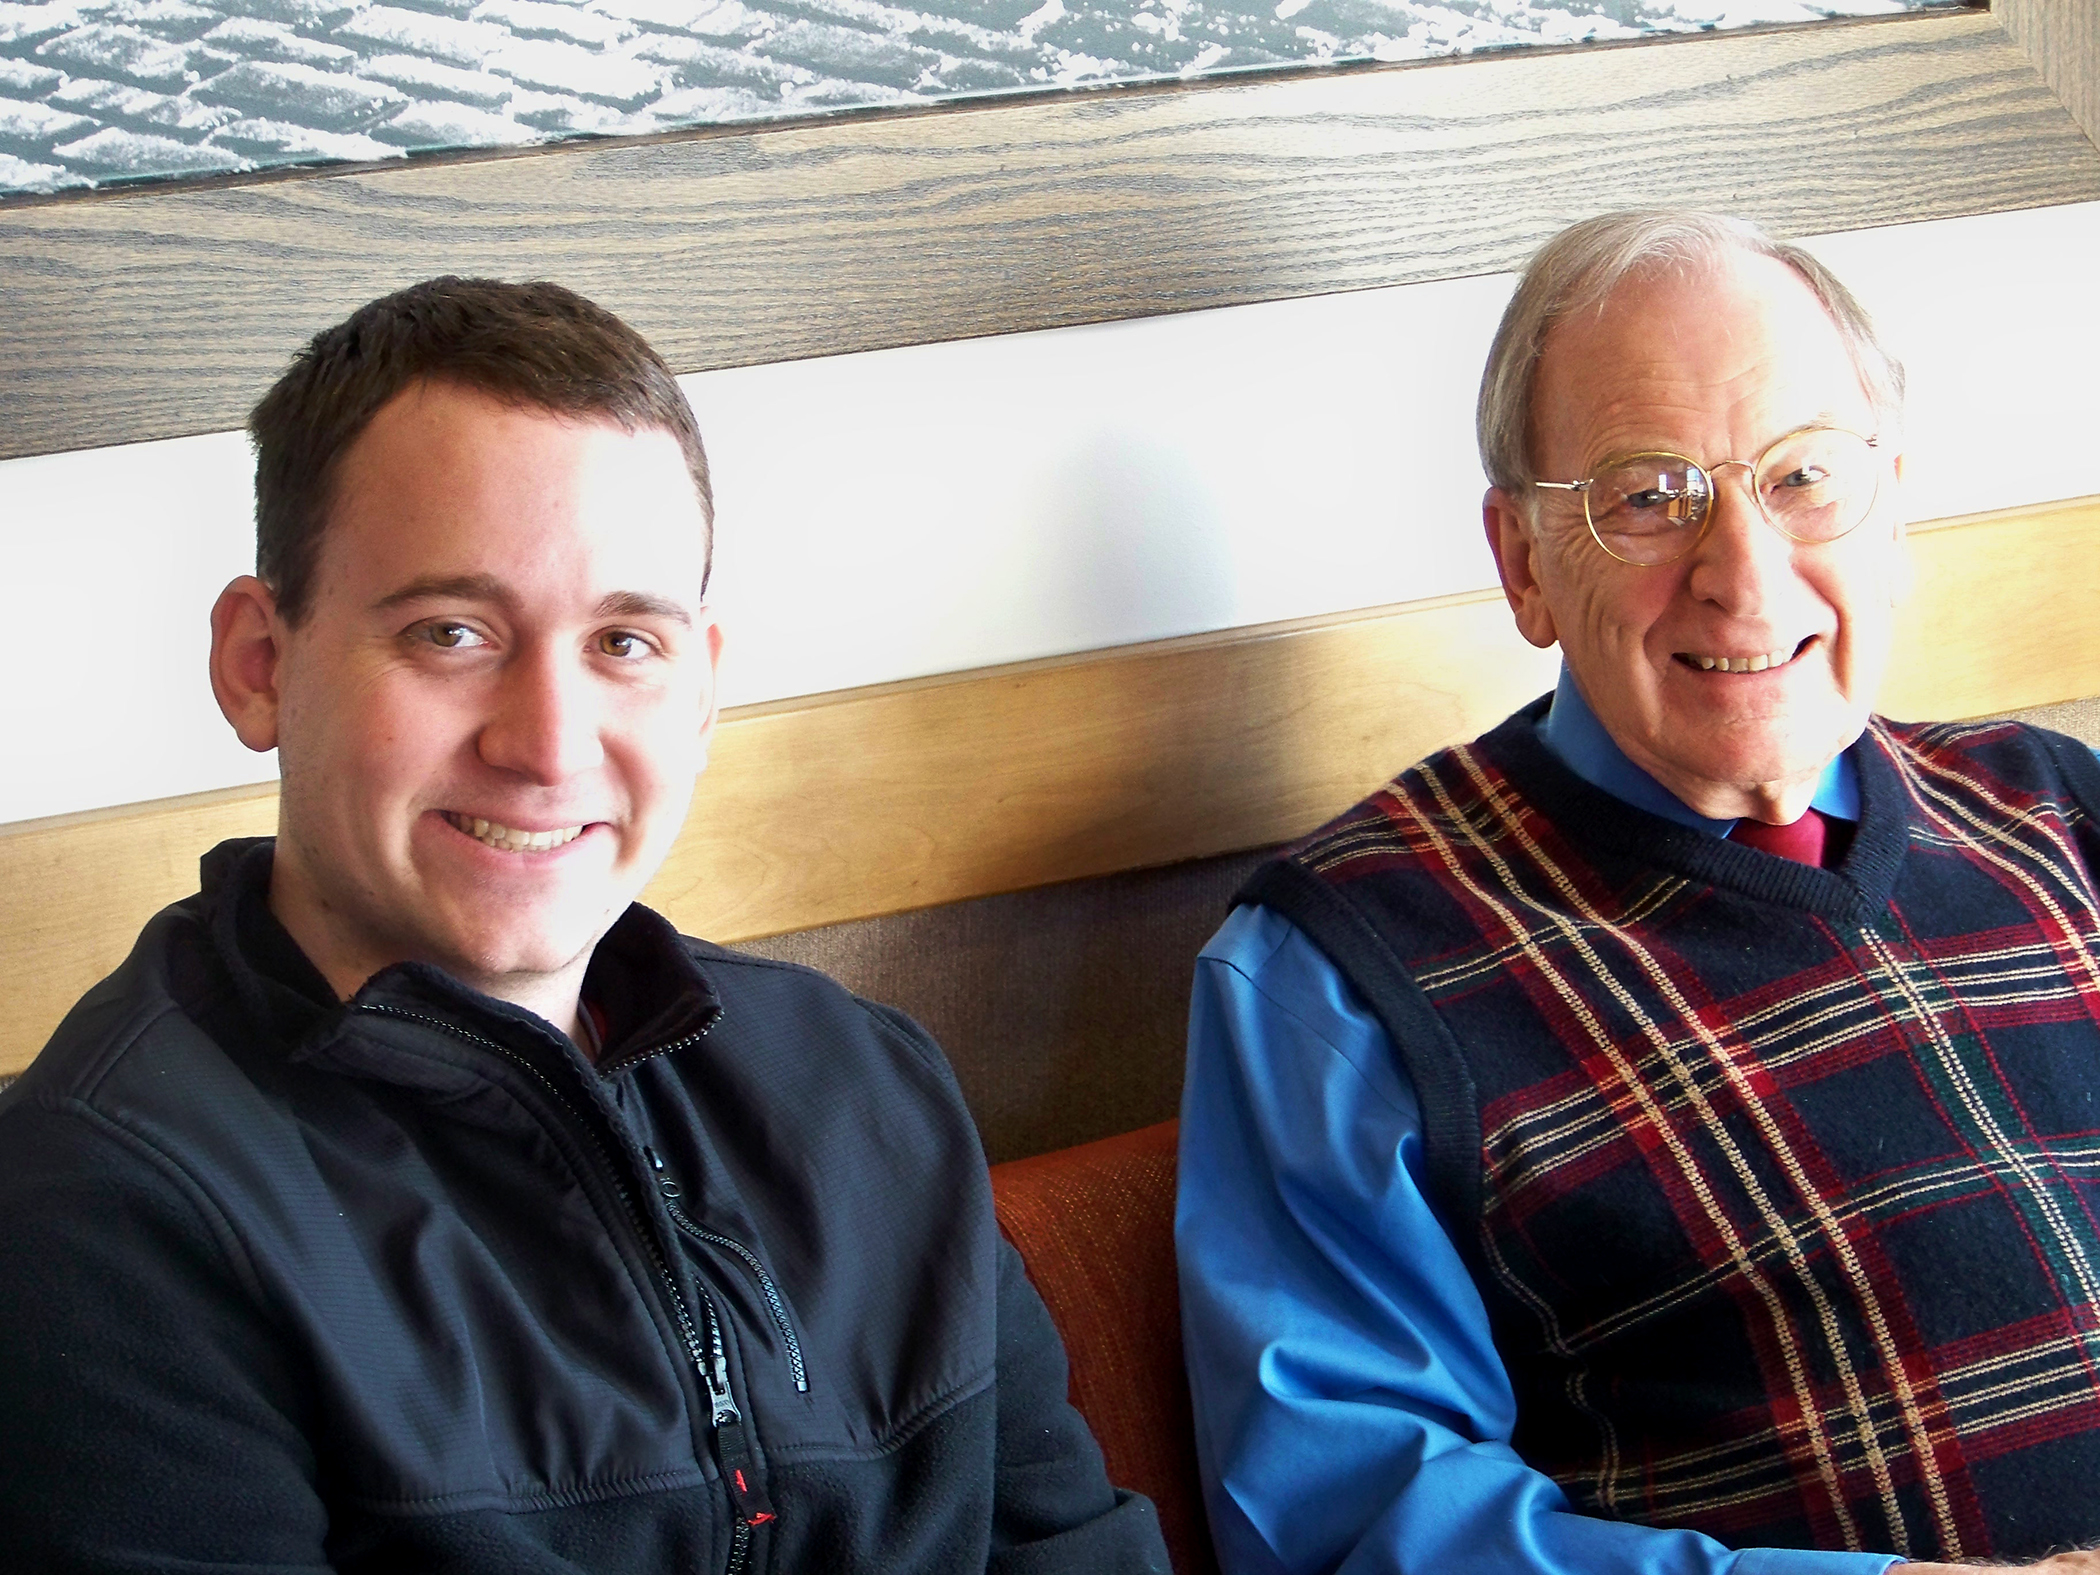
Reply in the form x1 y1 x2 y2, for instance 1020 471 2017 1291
1234 860 1487 1257
2041 728 2100 820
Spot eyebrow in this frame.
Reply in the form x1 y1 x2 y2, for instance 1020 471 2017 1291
595 591 692 628
371 573 506 613
370 575 692 627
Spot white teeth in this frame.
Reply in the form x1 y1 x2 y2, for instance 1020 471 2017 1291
1688 647 1794 674
446 813 584 853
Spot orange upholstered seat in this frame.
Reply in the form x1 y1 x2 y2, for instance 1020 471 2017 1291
989 1119 1216 1575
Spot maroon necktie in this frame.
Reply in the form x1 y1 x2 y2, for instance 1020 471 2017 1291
1729 808 1830 868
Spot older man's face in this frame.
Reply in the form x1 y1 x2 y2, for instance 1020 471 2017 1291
1484 249 1909 822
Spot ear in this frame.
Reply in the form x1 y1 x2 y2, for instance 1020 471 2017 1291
1483 487 1560 650
691 608 727 769
209 576 289 753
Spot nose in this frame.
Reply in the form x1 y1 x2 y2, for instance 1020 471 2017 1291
478 643 605 785
1683 462 1797 614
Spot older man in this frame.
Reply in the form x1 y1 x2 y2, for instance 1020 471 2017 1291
0 278 1166 1573
1178 211 2100 1575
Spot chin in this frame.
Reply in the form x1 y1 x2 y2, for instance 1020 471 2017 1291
434 919 604 988
1675 742 1841 806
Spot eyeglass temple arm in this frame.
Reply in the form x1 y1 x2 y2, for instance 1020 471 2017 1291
1532 479 1588 492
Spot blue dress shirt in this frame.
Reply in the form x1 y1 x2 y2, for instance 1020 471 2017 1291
1175 674 1899 1575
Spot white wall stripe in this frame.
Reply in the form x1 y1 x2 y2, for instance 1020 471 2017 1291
4 200 2097 826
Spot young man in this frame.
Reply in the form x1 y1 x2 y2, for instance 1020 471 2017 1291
0 278 1166 1574
1179 212 2100 1575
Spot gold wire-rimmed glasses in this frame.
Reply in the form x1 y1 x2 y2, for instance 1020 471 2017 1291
1533 424 1885 567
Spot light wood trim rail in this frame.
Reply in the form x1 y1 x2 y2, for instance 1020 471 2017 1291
2 494 2095 1075
1880 496 2100 722
3 7 2097 460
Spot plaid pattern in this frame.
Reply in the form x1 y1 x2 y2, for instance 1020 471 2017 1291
1244 707 2100 1561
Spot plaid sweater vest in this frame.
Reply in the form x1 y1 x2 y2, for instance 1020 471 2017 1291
1243 704 2100 1563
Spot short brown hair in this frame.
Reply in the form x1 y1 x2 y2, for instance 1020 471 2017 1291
249 277 712 623
1476 211 1905 495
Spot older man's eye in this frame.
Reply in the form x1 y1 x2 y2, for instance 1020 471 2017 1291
1612 485 1702 527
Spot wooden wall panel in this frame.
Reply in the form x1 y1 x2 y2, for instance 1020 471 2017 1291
1880 496 2100 722
645 590 1562 943
4 9 2097 460
3 494 2094 1075
1996 0 2097 145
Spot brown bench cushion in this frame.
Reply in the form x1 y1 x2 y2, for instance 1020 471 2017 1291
990 1119 1215 1575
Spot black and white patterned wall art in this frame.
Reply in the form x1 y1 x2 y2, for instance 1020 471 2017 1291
1 0 1956 198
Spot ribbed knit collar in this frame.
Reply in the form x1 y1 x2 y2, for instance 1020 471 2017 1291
1479 698 1911 923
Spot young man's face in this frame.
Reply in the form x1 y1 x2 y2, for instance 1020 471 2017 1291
219 379 721 1017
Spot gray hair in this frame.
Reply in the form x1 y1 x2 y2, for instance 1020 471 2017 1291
1475 211 1905 494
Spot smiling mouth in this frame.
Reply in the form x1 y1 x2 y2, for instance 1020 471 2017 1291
443 813 586 853
1677 639 1810 674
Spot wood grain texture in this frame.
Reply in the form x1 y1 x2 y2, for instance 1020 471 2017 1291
1996 0 2098 146
5 9 2097 461
4 493 2095 1076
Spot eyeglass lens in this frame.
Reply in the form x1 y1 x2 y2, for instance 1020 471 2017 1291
1587 428 1880 565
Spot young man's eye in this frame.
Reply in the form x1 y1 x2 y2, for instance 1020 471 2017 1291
421 622 486 649
598 630 652 659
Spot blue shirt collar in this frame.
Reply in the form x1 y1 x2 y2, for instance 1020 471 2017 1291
1536 665 1860 837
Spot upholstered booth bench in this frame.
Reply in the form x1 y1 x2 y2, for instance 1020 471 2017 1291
992 1120 1213 1575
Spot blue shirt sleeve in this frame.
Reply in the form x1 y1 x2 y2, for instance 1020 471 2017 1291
1175 903 1904 1575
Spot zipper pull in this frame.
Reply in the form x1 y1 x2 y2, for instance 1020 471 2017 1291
642 1144 682 1201
712 1409 777 1529
701 1325 776 1533
705 1344 741 1428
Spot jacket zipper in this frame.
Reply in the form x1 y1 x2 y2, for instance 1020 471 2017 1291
645 1146 809 1394
356 1004 776 1573
597 1018 716 1077
693 1259 777 1573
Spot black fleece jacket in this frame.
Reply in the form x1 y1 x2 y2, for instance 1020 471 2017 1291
0 839 1166 1574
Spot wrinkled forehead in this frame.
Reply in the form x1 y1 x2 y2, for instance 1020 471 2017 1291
1534 253 1878 463
1591 251 1853 362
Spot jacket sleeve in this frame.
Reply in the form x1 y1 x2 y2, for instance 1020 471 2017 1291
1175 904 1903 1575
0 1097 332 1573
986 1231 1169 1573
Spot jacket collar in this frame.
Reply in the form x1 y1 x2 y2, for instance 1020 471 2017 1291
199 838 723 1079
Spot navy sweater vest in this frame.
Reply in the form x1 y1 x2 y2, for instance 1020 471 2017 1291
1243 704 2100 1563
